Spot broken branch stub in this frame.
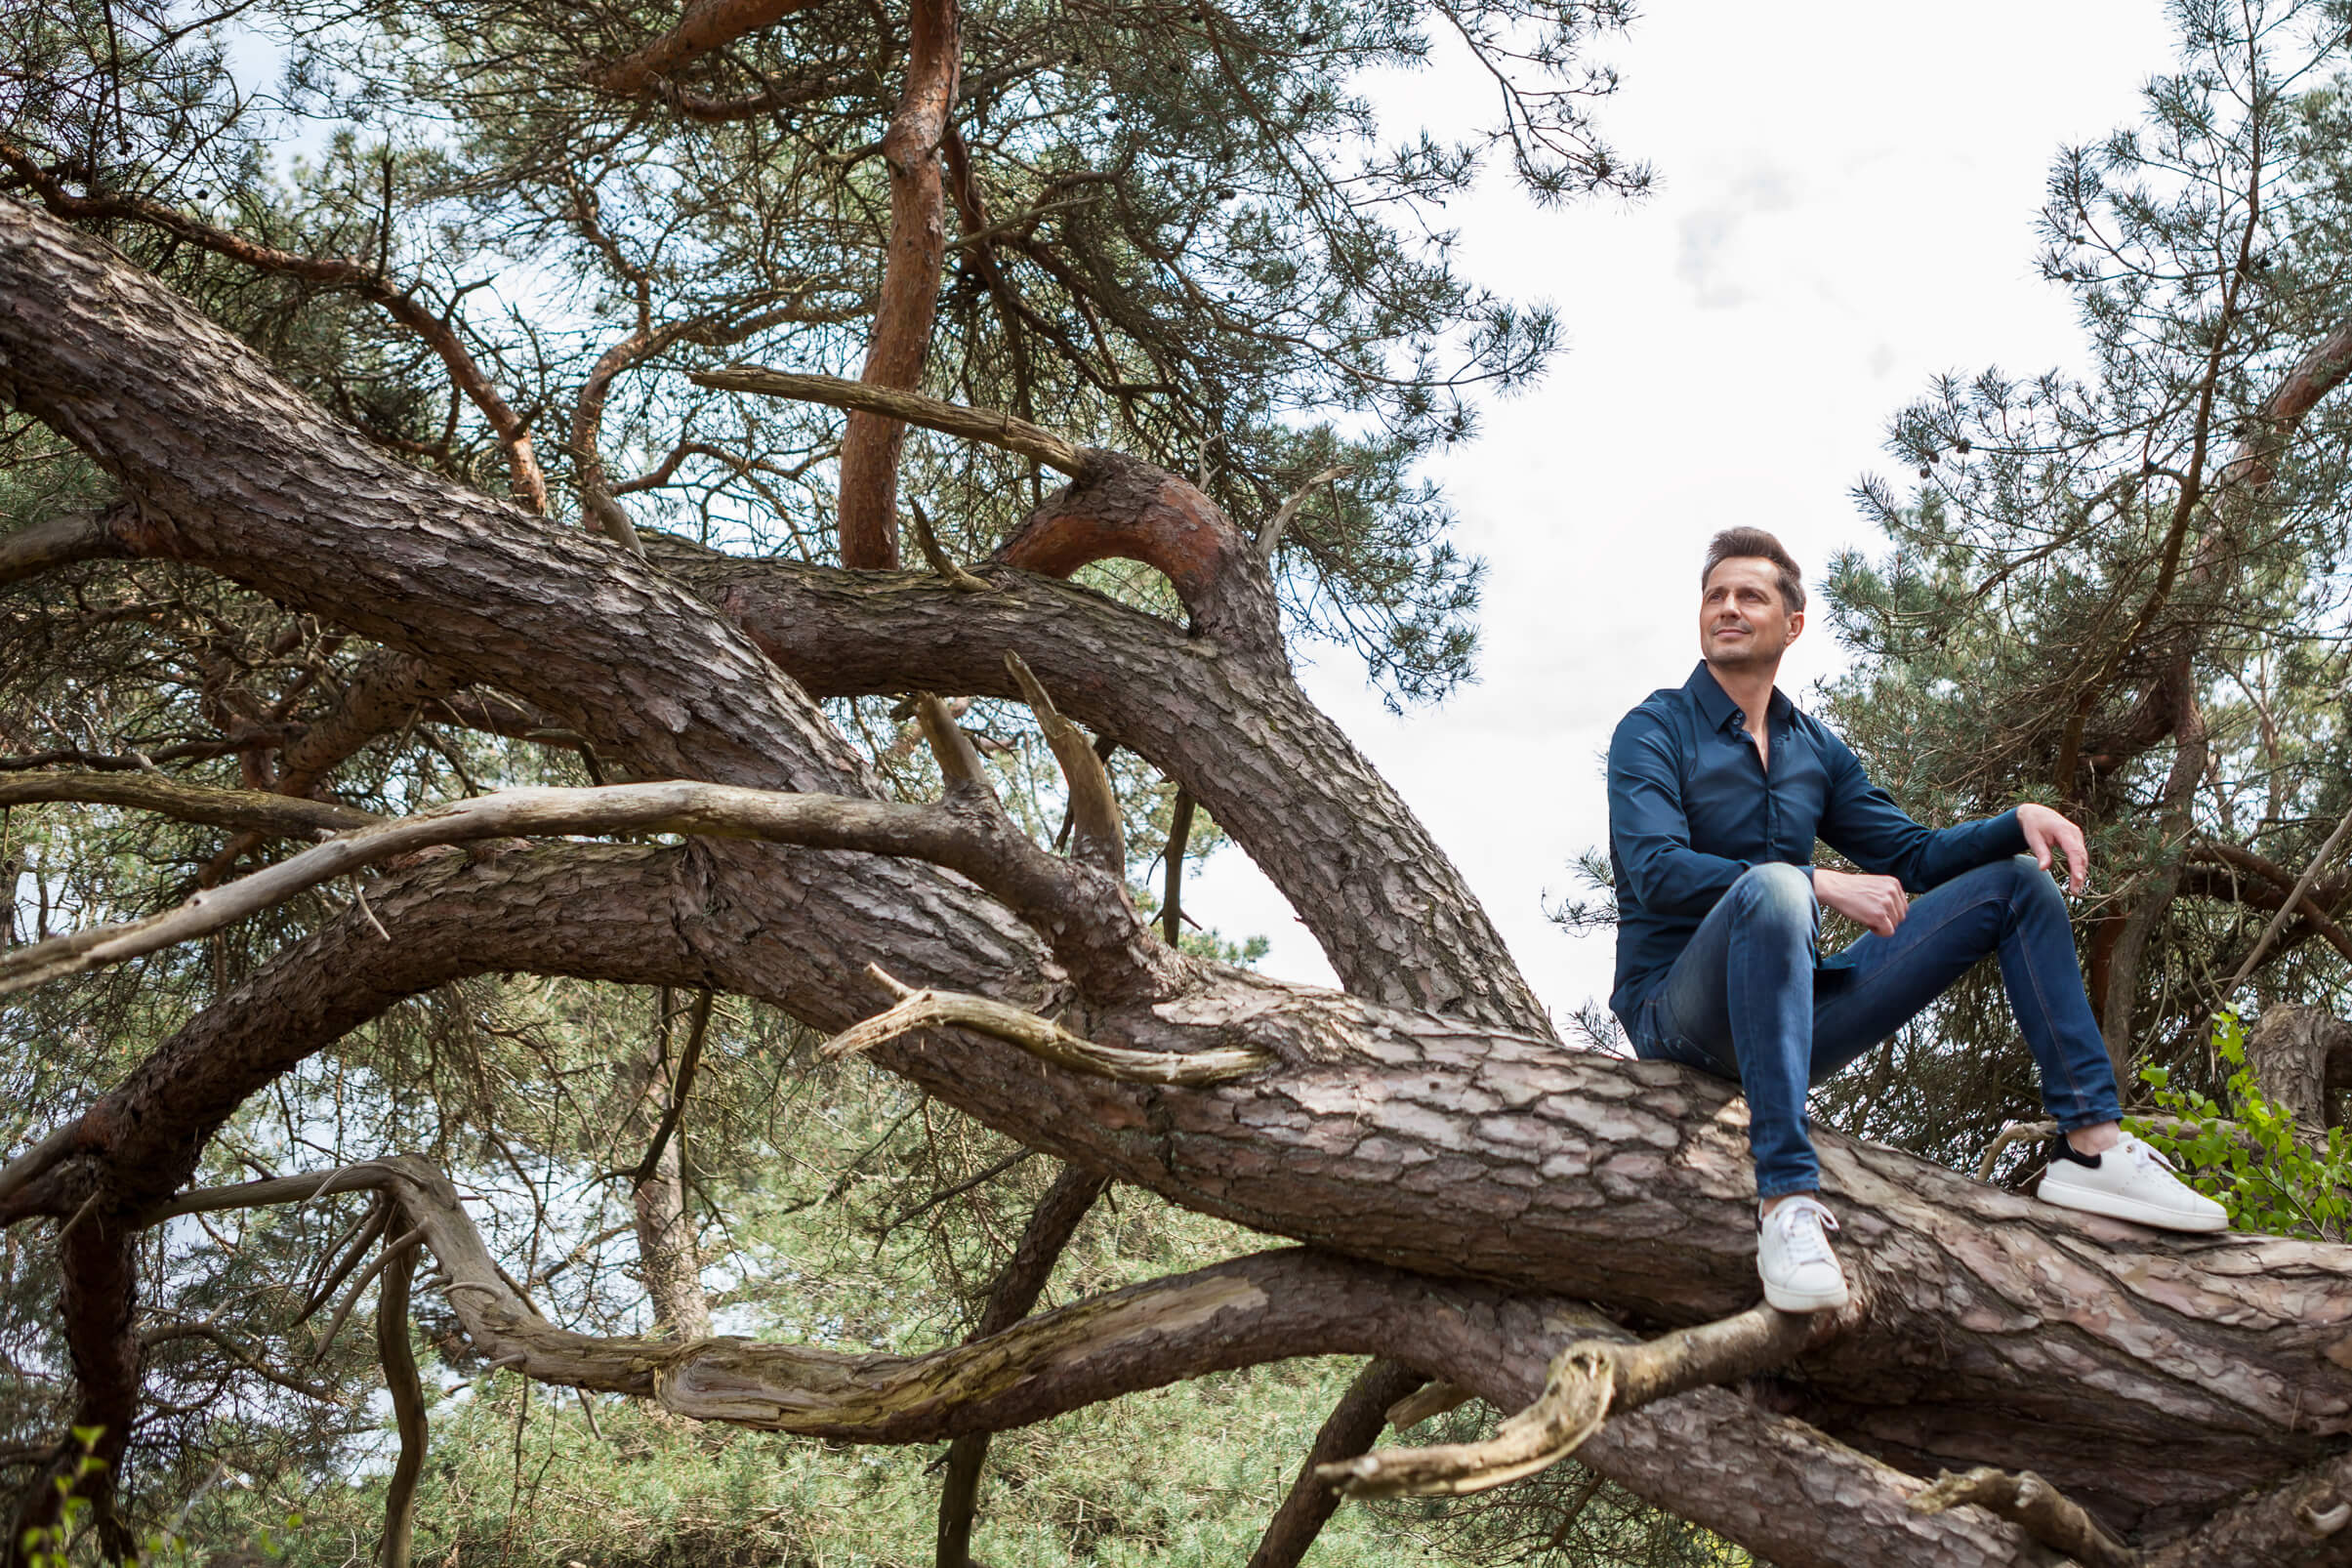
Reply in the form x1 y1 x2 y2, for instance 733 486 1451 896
1321 1303 1838 1500
1910 1466 2137 1568
914 692 993 797
826 965 1266 1086
1005 651 1122 876
1320 1349 1616 1499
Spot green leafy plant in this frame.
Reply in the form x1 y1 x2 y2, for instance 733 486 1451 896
16 1427 103 1568
2134 1010 2352 1242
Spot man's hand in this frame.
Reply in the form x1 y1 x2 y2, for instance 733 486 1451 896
1814 867 1908 937
2018 802 2088 894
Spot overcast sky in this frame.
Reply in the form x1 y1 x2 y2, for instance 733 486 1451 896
1186 0 2180 1021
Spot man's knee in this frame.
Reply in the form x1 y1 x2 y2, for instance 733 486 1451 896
2005 851 2063 901
1727 862 1816 931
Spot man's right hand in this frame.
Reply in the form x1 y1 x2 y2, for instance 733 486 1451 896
1813 867 1908 936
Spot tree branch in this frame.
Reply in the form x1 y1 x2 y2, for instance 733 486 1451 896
1318 1303 1840 1499
1911 1466 2136 1568
1246 1359 1428 1568
0 769 380 839
691 365 1089 475
834 0 961 566
0 505 132 584
1005 652 1122 876
0 779 1169 1002
0 144 549 512
586 0 828 94
827 965 1265 1085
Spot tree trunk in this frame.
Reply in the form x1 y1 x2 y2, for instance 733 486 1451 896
835 0 960 565
2249 1004 2352 1131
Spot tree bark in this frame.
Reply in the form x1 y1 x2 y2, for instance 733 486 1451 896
835 0 961 566
619 991 714 1340
2249 1004 2352 1131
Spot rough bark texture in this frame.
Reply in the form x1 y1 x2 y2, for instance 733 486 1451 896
647 540 1549 1031
5 195 2351 1565
835 0 960 565
2249 1004 2352 1131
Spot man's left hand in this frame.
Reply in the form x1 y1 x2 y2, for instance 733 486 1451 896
2018 803 2088 894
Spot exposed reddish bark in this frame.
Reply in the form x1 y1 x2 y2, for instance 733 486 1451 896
994 450 1285 655
836 0 961 566
587 0 829 94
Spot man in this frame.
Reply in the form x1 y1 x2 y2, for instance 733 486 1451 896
1608 527 2224 1313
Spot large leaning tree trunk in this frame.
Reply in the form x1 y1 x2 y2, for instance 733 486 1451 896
4 197 2352 1568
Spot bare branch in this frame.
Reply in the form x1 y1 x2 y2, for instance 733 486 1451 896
937 1164 1108 1567
1005 652 1121 876
376 1220 426 1568
1911 1466 2136 1568
2216 799 2352 1006
631 990 714 1187
0 779 1144 999
1160 789 1193 947
139 1321 348 1404
1319 1304 1838 1498
914 692 992 796
1385 1381 1475 1429
691 366 1090 475
909 500 990 593
1247 1359 1428 1568
826 965 1266 1086
1256 466 1348 561
0 506 131 584
0 770 380 839
0 143 549 512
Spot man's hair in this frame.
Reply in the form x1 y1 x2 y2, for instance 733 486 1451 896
1702 527 1805 613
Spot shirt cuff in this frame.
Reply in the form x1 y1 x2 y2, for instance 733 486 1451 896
1985 807 2030 858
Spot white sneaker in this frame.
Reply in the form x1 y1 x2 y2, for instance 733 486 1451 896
2037 1130 2229 1233
1757 1195 1850 1312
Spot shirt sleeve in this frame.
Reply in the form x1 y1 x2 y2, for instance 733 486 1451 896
1815 728 2027 891
1608 709 1754 916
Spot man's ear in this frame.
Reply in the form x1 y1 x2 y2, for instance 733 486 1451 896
1785 608 1805 647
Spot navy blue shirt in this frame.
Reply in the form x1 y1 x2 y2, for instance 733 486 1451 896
1606 663 2026 1021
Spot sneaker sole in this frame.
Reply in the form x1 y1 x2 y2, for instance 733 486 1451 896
1761 1278 1849 1313
2038 1179 2228 1233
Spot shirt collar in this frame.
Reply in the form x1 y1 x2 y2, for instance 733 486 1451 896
1684 661 1794 731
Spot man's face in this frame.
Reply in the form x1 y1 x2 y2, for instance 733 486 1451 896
1699 557 1803 671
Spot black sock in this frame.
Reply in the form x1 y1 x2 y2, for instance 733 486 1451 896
2048 1135 2102 1169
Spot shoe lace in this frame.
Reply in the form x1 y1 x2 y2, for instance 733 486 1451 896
2119 1133 2181 1176
1771 1198 1839 1265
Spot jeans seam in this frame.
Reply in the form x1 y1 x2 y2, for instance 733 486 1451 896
2007 877 2113 1122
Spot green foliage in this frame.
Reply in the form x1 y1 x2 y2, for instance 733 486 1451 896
2134 1010 2352 1242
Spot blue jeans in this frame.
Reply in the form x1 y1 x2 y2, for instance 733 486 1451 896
1625 855 2123 1198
